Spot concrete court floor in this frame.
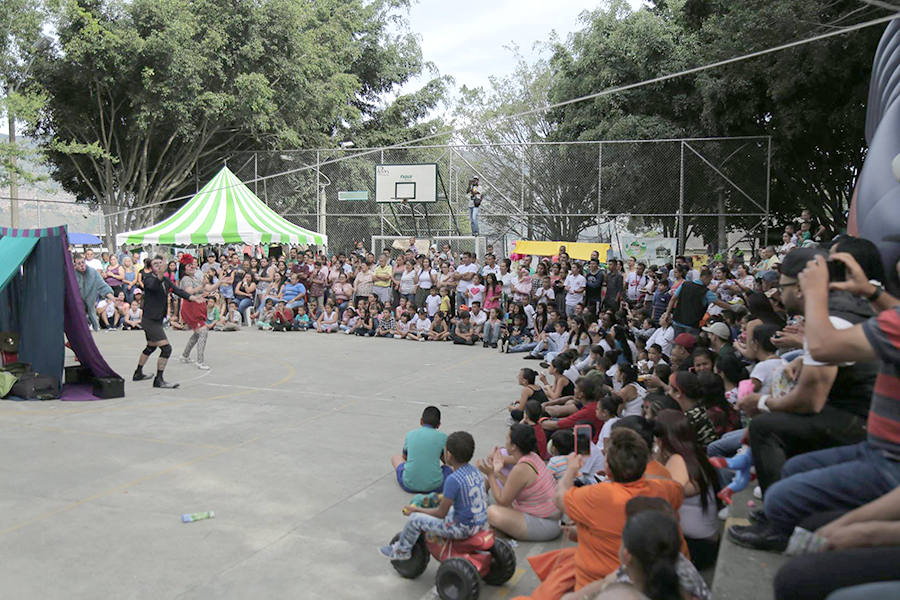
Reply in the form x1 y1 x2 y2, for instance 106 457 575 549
0 327 570 600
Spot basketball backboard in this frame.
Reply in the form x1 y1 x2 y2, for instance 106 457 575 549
375 164 438 203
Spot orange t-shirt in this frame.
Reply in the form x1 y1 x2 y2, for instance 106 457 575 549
563 477 685 590
644 460 672 478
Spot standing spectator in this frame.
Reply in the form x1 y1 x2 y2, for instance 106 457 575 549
584 258 605 316
564 263 587 317
625 262 649 306
454 252 479 309
604 260 624 310
372 254 393 306
84 248 103 271
662 268 731 336
467 176 482 235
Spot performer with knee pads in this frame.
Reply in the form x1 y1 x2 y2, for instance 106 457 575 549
134 255 204 389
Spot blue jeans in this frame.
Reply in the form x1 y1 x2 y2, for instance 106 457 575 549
392 508 483 558
707 429 745 458
469 206 480 235
529 337 561 358
395 463 453 494
483 321 501 344
287 298 305 310
766 442 900 536
237 297 254 313
827 582 900 600
510 341 538 354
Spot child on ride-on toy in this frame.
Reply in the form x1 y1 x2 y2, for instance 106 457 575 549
380 431 488 560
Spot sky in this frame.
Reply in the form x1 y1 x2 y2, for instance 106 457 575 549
399 0 646 98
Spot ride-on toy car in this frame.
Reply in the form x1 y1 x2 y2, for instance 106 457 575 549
389 529 516 600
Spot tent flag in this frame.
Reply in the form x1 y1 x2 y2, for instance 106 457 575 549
0 236 39 292
116 167 327 247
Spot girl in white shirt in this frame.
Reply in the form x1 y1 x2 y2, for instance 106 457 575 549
466 273 485 305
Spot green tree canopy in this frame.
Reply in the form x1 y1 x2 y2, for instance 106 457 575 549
32 0 447 245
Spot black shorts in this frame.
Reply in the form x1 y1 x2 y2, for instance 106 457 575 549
142 317 167 343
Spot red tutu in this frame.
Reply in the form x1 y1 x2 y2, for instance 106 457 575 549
180 299 207 330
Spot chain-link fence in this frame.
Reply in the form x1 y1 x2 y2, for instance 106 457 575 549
3 137 771 258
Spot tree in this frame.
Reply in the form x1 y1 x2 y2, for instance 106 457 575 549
452 47 606 241
32 0 447 247
663 0 884 237
0 0 49 206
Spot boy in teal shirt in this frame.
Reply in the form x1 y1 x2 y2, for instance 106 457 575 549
381 431 487 560
391 406 452 493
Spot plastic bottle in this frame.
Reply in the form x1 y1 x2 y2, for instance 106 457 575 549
182 511 215 523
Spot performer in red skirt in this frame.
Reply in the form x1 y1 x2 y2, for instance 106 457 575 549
178 255 220 370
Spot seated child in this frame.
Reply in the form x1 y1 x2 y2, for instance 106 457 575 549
205 297 220 330
392 312 411 339
339 307 358 333
547 430 575 481
214 300 242 331
407 308 431 341
391 406 453 494
272 301 294 331
376 308 395 337
450 311 475 345
293 305 311 331
523 399 550 460
381 430 487 560
256 299 275 330
123 300 143 330
428 311 450 341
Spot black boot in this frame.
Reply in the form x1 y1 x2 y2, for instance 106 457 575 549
153 377 180 389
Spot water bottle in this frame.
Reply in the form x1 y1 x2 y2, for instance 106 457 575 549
182 511 214 523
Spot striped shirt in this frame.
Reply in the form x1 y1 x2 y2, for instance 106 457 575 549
512 453 560 519
862 307 900 460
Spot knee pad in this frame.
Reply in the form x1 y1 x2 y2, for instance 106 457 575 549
142 345 156 356
159 345 173 359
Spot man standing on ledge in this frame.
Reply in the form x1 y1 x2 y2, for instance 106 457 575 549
134 255 203 389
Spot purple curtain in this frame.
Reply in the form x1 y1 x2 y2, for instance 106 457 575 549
61 233 119 379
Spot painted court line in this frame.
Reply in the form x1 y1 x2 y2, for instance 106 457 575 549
200 382 482 410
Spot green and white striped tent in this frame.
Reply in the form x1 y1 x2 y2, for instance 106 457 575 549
116 166 327 247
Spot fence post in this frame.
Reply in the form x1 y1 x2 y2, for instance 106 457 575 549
765 136 772 248
679 141 685 254
254 153 258 196
316 150 322 235
597 142 602 242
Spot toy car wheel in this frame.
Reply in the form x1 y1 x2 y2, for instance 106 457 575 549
482 538 517 586
390 533 430 579
436 557 482 600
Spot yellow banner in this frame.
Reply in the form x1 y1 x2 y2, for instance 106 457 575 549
514 240 611 262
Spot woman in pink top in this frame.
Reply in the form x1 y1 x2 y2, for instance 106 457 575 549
477 423 562 542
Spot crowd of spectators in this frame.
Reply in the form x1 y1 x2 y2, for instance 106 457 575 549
73 220 900 599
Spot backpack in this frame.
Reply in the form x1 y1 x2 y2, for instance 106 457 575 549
9 372 59 400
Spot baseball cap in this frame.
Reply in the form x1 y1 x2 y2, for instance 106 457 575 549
701 322 731 341
133 288 142 295
673 333 696 351
759 270 780 283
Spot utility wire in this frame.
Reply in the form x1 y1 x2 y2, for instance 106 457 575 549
61 11 900 222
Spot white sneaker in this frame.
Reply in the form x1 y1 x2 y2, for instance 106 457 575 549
344 330 352 335
180 356 194 364
718 506 729 521
394 334 402 339
196 363 210 370
419 337 426 342
753 485 762 499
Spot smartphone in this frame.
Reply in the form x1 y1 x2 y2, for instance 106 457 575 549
827 259 846 282
574 424 592 456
